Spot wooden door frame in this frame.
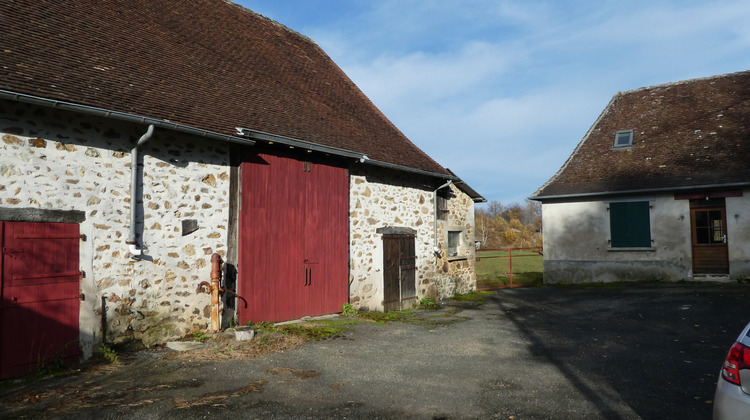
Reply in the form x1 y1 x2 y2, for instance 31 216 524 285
379 227 417 311
689 199 729 275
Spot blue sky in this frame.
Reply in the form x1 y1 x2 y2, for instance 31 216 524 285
238 0 750 206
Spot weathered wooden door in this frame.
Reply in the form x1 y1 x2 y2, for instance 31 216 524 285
690 200 729 275
382 233 417 311
1 222 80 379
238 153 349 323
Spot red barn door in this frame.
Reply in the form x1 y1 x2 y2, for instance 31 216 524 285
1 222 80 379
238 153 349 323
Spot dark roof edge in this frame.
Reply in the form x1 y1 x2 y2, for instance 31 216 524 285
237 127 366 160
445 168 486 203
530 181 750 202
237 127 457 181
364 158 458 181
455 180 487 203
531 93 620 198
0 89 256 146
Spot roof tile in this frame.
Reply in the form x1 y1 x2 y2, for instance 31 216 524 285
0 0 449 176
534 70 750 198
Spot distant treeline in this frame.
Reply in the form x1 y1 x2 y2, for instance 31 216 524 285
475 199 542 249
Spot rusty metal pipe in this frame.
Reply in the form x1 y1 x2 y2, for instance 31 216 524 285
196 281 212 294
210 253 223 332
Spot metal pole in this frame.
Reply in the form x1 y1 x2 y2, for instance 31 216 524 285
210 253 223 332
509 248 513 287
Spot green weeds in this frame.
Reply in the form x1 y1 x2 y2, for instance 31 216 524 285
96 344 119 363
246 319 351 340
451 290 493 304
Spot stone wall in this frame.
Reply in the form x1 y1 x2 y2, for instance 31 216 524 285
0 100 230 355
349 167 476 311
433 183 478 296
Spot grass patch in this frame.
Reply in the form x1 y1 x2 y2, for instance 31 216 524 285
476 249 543 289
451 290 493 304
247 320 351 340
416 296 440 310
346 309 418 323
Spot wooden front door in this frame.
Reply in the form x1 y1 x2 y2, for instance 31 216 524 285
238 153 349 323
1 222 80 379
382 233 417 311
690 200 729 275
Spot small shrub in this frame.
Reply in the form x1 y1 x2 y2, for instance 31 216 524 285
341 302 356 316
97 344 119 364
418 296 439 310
191 331 210 342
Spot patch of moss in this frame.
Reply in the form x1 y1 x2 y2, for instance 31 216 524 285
451 290 492 304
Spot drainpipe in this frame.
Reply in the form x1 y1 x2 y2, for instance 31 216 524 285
433 180 452 257
127 124 155 259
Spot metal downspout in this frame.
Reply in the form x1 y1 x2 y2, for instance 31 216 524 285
127 124 155 259
433 180 452 256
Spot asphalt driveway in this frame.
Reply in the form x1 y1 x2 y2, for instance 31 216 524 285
2 283 749 419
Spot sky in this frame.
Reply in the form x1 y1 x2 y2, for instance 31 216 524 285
238 0 750 207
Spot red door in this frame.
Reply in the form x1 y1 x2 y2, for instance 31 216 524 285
238 153 349 323
1 222 80 378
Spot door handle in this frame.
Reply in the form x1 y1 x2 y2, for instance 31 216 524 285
723 234 727 244
304 267 310 286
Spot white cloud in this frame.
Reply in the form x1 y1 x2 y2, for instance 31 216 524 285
241 0 750 204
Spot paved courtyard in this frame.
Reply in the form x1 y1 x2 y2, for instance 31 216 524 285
1 283 748 419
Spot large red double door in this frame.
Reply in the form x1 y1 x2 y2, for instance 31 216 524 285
238 153 349 323
1 222 80 378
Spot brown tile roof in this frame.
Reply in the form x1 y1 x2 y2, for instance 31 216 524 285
0 0 450 177
533 70 750 199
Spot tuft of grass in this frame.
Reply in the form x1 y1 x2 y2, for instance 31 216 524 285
247 320 349 340
97 344 119 363
451 290 492 304
341 302 357 316
348 309 417 323
417 296 440 310
191 331 210 342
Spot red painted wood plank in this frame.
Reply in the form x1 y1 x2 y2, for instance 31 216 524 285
1 221 80 379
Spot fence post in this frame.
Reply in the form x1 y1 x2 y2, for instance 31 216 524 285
509 248 513 287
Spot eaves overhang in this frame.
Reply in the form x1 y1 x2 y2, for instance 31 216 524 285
236 127 458 181
0 90 256 146
530 181 750 202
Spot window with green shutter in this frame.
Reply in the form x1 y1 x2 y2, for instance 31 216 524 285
609 201 651 247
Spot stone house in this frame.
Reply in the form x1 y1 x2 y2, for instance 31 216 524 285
0 0 483 377
532 70 750 283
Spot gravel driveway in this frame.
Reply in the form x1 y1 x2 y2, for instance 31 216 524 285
2 283 749 419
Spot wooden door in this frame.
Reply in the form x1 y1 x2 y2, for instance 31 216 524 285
238 153 348 323
382 234 417 311
690 200 729 275
303 161 350 316
1 222 80 379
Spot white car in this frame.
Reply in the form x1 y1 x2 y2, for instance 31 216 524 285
714 321 750 420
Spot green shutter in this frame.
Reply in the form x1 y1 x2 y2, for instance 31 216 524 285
610 201 651 247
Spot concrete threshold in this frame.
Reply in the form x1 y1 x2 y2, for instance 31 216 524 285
692 275 732 283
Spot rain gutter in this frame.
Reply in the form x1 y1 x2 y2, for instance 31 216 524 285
236 127 457 181
531 181 750 202
0 90 256 146
127 124 154 259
